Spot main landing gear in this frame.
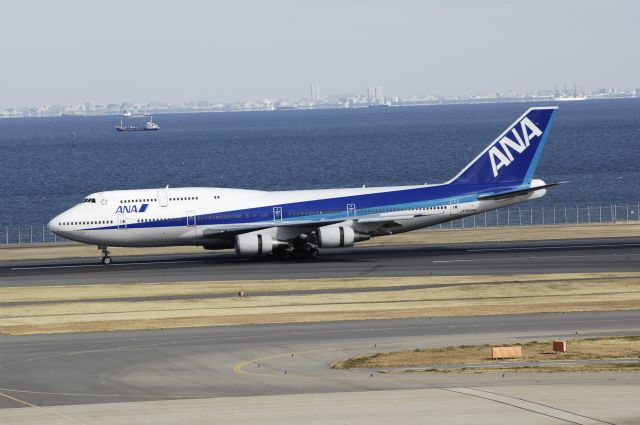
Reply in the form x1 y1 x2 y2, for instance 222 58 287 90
99 245 112 265
274 243 319 260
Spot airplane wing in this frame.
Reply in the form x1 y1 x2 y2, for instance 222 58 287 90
201 213 424 240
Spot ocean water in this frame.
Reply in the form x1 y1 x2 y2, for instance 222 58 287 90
1 99 640 226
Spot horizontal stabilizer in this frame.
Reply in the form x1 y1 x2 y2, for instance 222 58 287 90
477 181 569 201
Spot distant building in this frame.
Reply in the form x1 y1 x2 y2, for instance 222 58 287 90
367 87 375 102
375 86 383 101
310 83 321 102
367 86 383 103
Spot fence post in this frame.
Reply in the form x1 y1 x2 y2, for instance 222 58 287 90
18 227 21 245
473 214 476 228
5 226 7 244
42 226 45 243
564 206 567 224
542 208 545 225
530 209 533 226
519 207 522 226
507 209 510 227
576 206 579 224
553 207 556 225
30 226 33 244
484 212 487 227
627 204 629 222
587 206 591 224
54 232 57 243
599 205 602 223
496 209 499 227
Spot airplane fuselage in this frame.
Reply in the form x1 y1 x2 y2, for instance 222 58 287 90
48 181 545 248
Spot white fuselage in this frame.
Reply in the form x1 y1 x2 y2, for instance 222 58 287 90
48 182 545 249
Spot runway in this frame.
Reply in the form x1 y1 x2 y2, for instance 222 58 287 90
2 237 640 286
2 238 640 423
1 310 639 410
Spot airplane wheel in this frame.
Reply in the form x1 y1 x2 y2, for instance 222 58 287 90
274 249 293 260
101 256 112 265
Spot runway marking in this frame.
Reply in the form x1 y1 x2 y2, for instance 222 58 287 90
0 390 88 425
11 259 205 271
443 388 595 424
468 242 640 252
465 387 617 425
433 253 640 263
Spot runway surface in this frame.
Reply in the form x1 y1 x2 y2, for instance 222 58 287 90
2 237 640 286
1 310 639 409
2 237 640 422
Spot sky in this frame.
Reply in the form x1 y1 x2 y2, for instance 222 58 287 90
0 0 638 108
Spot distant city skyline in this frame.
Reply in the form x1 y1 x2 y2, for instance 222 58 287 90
3 83 638 118
1 1 638 109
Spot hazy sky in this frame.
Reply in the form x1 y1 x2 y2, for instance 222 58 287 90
1 0 638 107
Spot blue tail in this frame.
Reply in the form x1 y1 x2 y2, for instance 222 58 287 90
449 106 558 186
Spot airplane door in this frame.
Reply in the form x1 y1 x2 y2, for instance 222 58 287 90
186 211 196 227
347 203 356 217
116 213 127 229
450 200 460 215
157 190 168 207
273 206 283 223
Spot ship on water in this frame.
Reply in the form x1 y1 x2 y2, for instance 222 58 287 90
115 115 159 131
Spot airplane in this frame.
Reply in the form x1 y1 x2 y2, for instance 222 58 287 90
48 106 562 264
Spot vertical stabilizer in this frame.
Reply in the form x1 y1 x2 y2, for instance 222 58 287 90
449 107 558 186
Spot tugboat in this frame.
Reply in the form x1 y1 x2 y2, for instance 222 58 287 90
115 115 160 131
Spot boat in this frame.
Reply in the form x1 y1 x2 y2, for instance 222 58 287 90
553 96 588 101
115 115 160 131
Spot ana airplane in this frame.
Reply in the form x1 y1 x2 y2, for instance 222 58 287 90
48 106 562 264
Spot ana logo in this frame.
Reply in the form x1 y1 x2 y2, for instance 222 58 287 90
115 203 149 214
488 117 542 177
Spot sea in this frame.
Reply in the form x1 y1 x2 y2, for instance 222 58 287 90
1 99 640 226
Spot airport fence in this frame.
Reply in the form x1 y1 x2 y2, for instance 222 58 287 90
1 203 639 245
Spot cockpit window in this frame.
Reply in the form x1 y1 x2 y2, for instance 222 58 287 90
83 198 96 203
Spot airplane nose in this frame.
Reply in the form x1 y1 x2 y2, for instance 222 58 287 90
48 216 60 233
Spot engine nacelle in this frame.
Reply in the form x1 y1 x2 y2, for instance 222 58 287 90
317 225 369 248
235 232 277 257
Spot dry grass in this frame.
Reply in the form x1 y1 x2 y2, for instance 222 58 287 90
384 364 640 374
1 272 640 335
2 222 640 261
1 272 633 303
332 336 640 369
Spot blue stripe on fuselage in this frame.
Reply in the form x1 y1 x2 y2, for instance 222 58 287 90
83 181 517 231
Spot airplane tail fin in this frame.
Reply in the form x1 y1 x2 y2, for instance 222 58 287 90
449 106 558 187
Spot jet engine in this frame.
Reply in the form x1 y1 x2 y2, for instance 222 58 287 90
235 232 280 256
316 224 370 248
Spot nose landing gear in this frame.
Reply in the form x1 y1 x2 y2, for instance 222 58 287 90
99 245 112 265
